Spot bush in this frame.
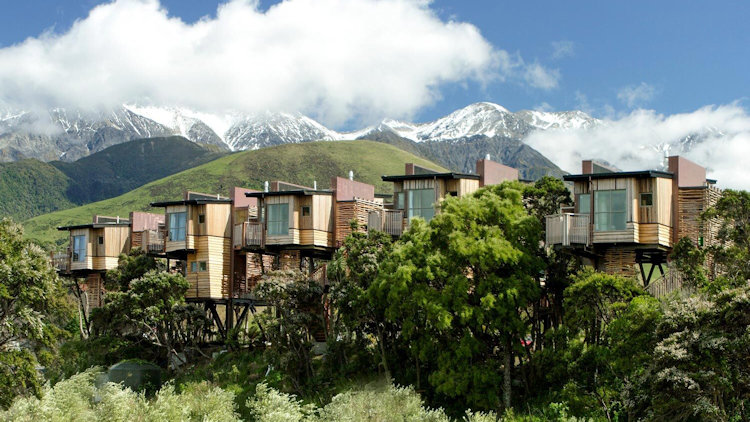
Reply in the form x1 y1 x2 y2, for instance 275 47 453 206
1 369 239 421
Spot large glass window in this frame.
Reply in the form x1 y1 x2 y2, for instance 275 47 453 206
408 189 436 221
594 190 627 231
168 212 187 241
72 235 86 262
395 192 405 210
267 203 289 235
578 193 591 214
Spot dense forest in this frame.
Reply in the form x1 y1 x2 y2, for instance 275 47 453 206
1 179 748 421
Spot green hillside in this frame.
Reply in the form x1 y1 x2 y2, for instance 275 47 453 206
0 160 76 219
0 136 225 221
51 136 227 204
23 140 445 246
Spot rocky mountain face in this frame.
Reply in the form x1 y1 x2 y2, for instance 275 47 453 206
0 101 604 178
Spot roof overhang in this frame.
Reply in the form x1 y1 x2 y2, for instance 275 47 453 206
381 173 480 182
245 190 333 198
564 170 674 182
150 199 233 207
57 222 130 231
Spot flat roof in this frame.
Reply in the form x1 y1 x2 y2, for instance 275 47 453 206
564 170 674 182
381 172 480 182
150 198 233 207
58 222 130 231
245 189 334 198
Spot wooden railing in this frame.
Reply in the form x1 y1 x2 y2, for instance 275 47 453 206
368 210 404 236
546 214 590 246
143 229 165 254
646 268 692 298
245 222 264 247
50 251 70 273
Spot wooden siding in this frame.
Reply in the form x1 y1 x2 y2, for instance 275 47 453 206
593 222 639 244
677 186 721 247
84 273 104 311
69 226 129 271
599 247 638 277
263 194 334 247
335 199 383 244
184 236 231 299
638 223 672 247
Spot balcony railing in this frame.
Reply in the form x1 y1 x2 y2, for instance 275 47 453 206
368 210 404 236
143 229 165 254
50 251 70 273
546 213 590 246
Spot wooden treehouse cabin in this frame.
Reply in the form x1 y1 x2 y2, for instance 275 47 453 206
54 215 131 311
150 190 263 339
545 156 721 288
129 211 166 253
372 158 519 236
234 176 382 285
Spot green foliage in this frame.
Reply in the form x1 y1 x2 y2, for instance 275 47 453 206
0 137 222 223
1 369 239 421
105 248 165 291
373 181 543 411
626 286 750 421
0 218 73 407
23 140 446 245
254 271 326 394
703 189 750 288
671 237 708 289
0 159 74 222
328 228 395 378
91 271 208 364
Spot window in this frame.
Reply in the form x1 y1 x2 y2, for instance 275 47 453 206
198 214 205 224
199 261 207 271
72 235 86 262
594 190 627 231
267 203 289 235
640 192 653 207
408 189 436 221
578 193 591 214
301 206 311 217
98 236 104 245
190 261 198 273
395 192 405 210
448 191 458 197
168 212 187 241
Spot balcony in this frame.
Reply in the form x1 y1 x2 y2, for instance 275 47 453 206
546 213 590 246
368 210 404 236
142 229 166 254
234 221 265 248
50 251 70 273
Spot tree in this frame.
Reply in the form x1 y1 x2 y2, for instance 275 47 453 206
254 270 325 394
91 270 208 366
703 189 750 287
0 218 72 407
328 227 395 379
376 181 543 411
105 247 165 291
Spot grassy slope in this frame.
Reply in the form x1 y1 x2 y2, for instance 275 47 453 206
0 137 226 222
0 159 76 220
24 140 445 246
50 136 227 204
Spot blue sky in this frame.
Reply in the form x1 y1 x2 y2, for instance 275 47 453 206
0 0 746 123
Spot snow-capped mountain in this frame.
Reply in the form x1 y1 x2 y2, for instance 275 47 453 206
225 111 341 150
356 102 600 143
0 107 175 161
0 101 600 170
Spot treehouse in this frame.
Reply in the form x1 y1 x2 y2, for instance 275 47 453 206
235 176 381 283
128 211 165 252
373 158 519 236
55 215 131 310
150 192 233 300
545 156 721 286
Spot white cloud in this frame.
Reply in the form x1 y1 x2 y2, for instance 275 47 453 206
525 103 750 189
0 0 557 127
617 82 657 108
551 40 574 59
523 62 560 90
